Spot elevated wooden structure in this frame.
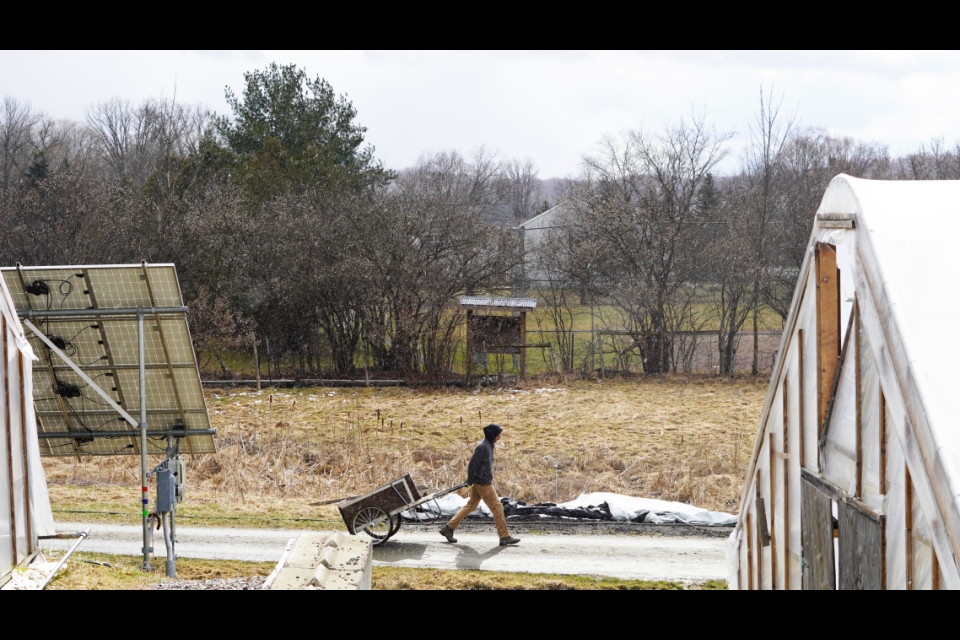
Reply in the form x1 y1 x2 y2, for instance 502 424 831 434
459 297 536 380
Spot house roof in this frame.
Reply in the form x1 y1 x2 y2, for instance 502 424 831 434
517 203 568 230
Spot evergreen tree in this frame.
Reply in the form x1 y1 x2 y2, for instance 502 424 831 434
26 152 49 185
216 63 391 199
697 172 719 219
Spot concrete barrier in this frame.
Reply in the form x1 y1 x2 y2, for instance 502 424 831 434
263 531 372 590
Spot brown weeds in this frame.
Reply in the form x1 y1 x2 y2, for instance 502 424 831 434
42 377 765 516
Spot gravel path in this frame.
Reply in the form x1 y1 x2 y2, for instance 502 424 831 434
46 521 728 583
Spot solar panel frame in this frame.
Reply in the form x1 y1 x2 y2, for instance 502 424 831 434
1 264 215 457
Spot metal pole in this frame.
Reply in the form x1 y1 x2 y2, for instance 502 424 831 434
37 429 215 439
165 435 176 578
139 311 152 571
18 306 188 318
38 528 90 590
170 501 177 574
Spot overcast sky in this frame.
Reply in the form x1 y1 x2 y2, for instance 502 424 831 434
3 50 960 177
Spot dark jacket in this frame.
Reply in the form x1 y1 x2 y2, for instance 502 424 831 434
467 438 495 485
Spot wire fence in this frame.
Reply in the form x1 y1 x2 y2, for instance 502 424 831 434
199 324 784 380
496 328 783 377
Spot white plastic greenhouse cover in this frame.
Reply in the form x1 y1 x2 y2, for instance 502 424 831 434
818 176 960 535
0 273 55 579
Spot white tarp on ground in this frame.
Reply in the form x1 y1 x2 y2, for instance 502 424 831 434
561 493 737 526
405 492 736 526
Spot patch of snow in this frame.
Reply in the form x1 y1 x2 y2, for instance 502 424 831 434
1 555 60 590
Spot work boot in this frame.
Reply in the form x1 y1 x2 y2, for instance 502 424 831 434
439 525 457 543
499 535 521 546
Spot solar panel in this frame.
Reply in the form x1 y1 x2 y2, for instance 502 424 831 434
0 264 215 457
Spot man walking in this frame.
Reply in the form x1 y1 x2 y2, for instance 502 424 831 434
440 424 520 546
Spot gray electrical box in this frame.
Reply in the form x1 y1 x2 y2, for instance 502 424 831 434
157 468 175 513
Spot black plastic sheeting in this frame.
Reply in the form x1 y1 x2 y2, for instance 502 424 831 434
498 498 650 523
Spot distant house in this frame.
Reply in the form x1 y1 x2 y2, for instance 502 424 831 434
516 203 572 291
728 175 960 590
0 278 55 586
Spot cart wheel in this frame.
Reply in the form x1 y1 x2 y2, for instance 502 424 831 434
353 506 393 545
391 513 403 536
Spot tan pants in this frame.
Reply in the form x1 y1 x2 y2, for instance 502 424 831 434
447 484 509 538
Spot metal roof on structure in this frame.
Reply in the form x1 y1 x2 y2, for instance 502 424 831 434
458 296 537 312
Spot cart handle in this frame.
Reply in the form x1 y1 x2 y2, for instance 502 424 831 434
421 481 468 502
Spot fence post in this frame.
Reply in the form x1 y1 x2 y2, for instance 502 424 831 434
599 333 605 379
253 335 261 391
590 301 596 373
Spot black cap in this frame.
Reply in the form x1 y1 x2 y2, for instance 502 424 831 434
483 423 503 441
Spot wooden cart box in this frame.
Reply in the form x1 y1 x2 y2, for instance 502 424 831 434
338 474 421 533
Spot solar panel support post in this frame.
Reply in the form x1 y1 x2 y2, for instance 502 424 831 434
138 310 153 572
164 435 177 578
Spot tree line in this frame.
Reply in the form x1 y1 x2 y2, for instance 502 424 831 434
1 69 957 379
529 91 960 374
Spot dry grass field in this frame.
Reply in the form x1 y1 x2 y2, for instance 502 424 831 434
44 376 767 526
370 567 723 590
39 552 722 590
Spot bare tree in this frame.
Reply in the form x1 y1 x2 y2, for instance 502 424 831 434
891 137 960 180
0 97 42 192
30 118 96 175
86 96 210 187
740 87 797 374
0 168 141 266
572 113 731 373
756 130 890 322
529 222 580 371
500 157 542 224
188 286 253 376
363 152 520 382
703 174 753 374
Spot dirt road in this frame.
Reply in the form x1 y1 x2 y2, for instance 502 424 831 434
46 522 727 583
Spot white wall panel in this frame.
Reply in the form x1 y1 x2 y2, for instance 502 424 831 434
822 340 858 495
886 412 907 590
0 377 11 578
859 319 883 511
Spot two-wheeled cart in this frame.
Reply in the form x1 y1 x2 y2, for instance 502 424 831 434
338 475 468 546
